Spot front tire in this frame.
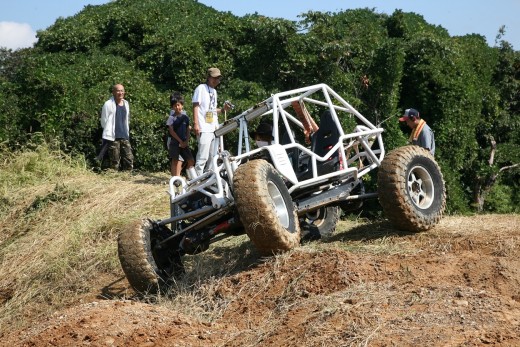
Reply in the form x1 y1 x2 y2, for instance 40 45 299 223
117 219 183 294
234 160 301 255
377 146 446 231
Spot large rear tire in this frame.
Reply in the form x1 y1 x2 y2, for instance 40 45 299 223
234 160 300 255
117 219 183 294
377 145 446 231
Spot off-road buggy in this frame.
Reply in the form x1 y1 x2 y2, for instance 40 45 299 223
118 84 446 294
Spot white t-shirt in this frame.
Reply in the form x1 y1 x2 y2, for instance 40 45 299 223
192 83 218 133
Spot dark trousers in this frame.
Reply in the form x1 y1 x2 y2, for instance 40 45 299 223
108 139 134 170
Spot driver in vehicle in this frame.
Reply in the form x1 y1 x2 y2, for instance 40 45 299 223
250 122 274 148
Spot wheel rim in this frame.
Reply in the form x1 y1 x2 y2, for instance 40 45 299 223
304 208 326 227
267 181 290 228
150 226 175 277
407 165 434 209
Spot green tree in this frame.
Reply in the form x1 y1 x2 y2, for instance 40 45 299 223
0 0 518 213
472 40 520 212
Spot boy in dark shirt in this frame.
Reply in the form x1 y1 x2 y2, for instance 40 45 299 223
166 94 195 176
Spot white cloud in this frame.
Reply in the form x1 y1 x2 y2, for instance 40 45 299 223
0 21 37 50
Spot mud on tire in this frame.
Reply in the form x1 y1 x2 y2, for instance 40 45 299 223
117 219 183 294
377 145 446 232
233 160 300 255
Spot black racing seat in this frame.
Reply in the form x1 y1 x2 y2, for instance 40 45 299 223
297 110 341 180
311 110 340 159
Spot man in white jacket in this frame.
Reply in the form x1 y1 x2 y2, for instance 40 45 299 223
100 84 134 170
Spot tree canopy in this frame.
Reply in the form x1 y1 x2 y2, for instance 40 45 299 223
0 0 518 213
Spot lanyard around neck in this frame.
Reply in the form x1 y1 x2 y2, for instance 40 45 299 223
206 84 216 110
410 119 426 141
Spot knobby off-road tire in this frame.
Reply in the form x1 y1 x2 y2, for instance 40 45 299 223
233 160 301 256
378 145 446 232
300 206 341 241
117 219 182 295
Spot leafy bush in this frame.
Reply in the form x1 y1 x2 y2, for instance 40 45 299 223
0 0 518 213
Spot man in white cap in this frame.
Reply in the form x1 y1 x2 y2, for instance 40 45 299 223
399 108 435 155
192 67 231 176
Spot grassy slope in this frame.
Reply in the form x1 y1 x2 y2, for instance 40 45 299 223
0 145 171 331
0 144 261 334
1 145 518 340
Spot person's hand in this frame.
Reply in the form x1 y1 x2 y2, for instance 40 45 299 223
224 100 235 112
180 140 188 148
193 125 200 137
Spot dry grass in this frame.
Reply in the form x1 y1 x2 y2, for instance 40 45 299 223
154 234 257 322
0 143 265 333
1 144 519 347
0 142 387 336
0 144 171 331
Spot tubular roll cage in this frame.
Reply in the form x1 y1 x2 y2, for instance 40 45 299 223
162 83 385 226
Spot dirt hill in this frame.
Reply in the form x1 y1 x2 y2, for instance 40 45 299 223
2 213 519 347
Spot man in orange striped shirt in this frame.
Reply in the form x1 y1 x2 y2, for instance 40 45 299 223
399 108 436 155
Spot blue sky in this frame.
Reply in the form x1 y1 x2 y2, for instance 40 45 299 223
0 0 518 50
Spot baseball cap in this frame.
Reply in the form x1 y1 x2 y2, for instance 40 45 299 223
399 108 419 121
207 67 222 78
